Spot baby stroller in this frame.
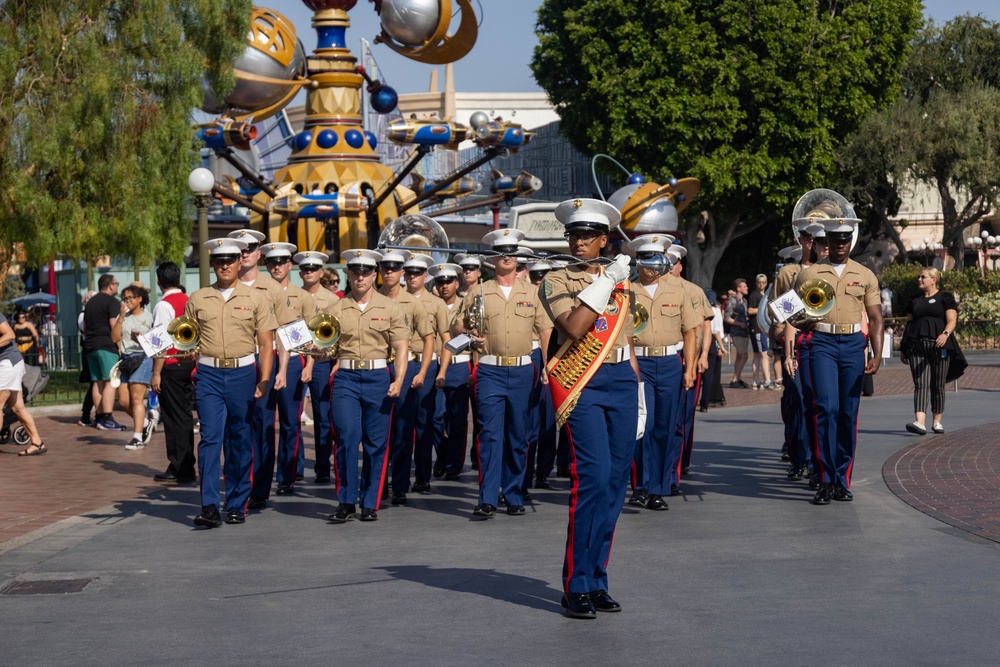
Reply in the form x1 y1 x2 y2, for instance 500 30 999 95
0 364 49 446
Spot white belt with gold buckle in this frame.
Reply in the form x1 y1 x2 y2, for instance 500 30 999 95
339 359 388 371
814 323 862 335
633 344 682 357
198 354 256 369
478 354 532 367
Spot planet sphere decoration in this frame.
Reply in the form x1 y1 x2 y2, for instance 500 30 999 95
193 1 544 257
607 173 701 239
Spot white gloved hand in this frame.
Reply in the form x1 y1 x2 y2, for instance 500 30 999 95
603 253 632 285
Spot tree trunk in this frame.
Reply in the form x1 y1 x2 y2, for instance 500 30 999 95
682 209 769 289
938 176 964 271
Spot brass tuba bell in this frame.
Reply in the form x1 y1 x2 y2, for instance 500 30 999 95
166 316 200 351
308 313 341 348
797 278 836 321
377 214 451 263
633 301 650 335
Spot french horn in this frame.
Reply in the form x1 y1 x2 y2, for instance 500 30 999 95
794 278 836 323
308 313 341 347
633 301 650 335
166 316 200 351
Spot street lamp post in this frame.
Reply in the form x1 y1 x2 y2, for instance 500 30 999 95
188 167 215 288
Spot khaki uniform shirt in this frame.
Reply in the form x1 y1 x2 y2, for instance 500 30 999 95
457 279 551 357
677 276 713 350
541 266 630 356
634 275 701 348
773 263 803 298
247 273 295 326
793 259 880 326
382 288 433 355
309 287 339 314
185 282 277 359
331 290 408 361
413 291 451 357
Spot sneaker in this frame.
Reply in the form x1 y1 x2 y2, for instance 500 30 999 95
767 382 782 391
125 438 145 450
932 422 945 434
97 417 128 431
77 418 94 428
147 408 160 432
905 422 927 435
752 382 760 391
300 413 314 426
141 418 155 445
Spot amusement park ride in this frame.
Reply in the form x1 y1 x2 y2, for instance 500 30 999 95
193 0 701 260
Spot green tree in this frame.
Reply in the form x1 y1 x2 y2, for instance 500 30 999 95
837 16 1000 271
0 0 250 298
531 0 922 287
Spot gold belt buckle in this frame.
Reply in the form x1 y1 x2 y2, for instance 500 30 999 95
499 356 517 367
355 359 371 370
410 352 420 362
834 324 850 334
652 346 666 356
218 358 236 369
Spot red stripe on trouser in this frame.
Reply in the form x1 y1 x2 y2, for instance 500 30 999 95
562 422 579 594
803 332 825 483
630 460 637 491
374 368 393 510
471 365 483 488
330 374 341 494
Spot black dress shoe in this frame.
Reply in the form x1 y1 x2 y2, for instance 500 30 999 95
444 471 461 481
295 474 305 482
589 590 622 612
247 497 267 510
680 466 690 475
646 494 669 511
411 480 431 493
786 465 803 480
328 504 357 523
276 484 294 495
557 465 571 478
561 593 597 619
193 506 223 528
669 485 681 497
472 504 496 519
808 473 820 490
314 475 331 484
534 476 551 489
522 488 532 501
432 460 446 478
360 508 378 521
225 510 245 524
628 489 649 506
780 444 791 462
833 485 854 501
507 505 525 516
811 483 833 505
391 493 408 506
498 492 507 506
698 405 708 413
154 471 178 482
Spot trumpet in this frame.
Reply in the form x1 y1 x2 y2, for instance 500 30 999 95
792 278 836 325
303 313 341 356
633 301 650 335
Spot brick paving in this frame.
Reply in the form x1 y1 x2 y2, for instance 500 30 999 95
883 425 1000 545
1 362 998 547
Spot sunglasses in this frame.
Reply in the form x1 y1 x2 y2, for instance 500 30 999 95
348 266 376 276
212 256 240 266
299 265 322 273
265 257 291 266
462 267 478 272
436 276 458 284
241 244 259 254
565 230 603 242
636 252 659 260
404 268 426 276
379 262 403 272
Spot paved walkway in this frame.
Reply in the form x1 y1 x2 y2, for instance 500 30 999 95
1 363 999 665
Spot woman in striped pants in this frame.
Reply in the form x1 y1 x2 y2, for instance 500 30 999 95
900 268 957 435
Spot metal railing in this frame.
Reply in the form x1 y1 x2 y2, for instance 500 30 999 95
23 335 88 406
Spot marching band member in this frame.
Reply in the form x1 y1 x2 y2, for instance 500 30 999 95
453 229 552 519
541 198 649 619
523 260 555 492
785 194 883 505
430 263 471 480
295 250 338 484
254 242 316 499
455 252 483 470
188 238 276 527
328 249 408 523
378 248 435 506
665 243 714 486
772 245 810 479
629 235 699 510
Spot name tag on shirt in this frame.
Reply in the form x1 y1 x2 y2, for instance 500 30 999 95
140 325 172 357
277 319 311 351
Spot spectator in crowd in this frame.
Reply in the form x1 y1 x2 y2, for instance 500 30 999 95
111 283 155 449
0 311 46 455
900 267 959 435
724 278 750 388
699 290 727 411
77 291 97 426
84 274 127 431
321 268 343 298
13 311 40 366
746 274 777 390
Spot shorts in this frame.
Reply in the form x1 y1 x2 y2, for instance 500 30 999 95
87 349 119 382
119 354 153 386
732 335 749 355
0 359 26 392
750 332 769 354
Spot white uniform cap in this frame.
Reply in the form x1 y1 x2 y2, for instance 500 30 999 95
628 233 675 255
294 250 328 267
429 263 462 280
529 261 552 272
789 247 802 262
403 253 434 270
261 242 298 260
794 219 814 236
454 253 482 268
379 248 412 264
805 222 826 238
228 229 266 244
777 245 800 260
666 244 688 262
204 238 247 256
822 218 858 234
482 228 526 250
554 198 622 231
516 246 533 264
341 249 383 267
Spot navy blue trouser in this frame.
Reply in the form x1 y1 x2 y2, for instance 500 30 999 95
780 344 810 469
304 359 333 478
522 348 546 489
331 367 393 509
474 362 533 507
440 359 471 475
638 354 683 496
413 359 440 486
391 360 421 494
196 364 256 512
561 361 638 595
275 355 305 487
250 354 278 500
679 369 702 474
801 331 866 488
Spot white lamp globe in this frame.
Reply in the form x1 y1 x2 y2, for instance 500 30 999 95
188 167 215 195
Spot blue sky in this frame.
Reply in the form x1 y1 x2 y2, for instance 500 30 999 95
266 0 1000 96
